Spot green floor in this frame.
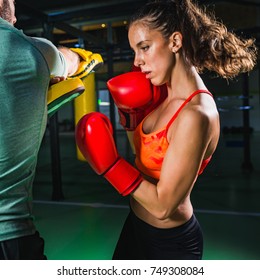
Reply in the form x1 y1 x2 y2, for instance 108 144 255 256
33 128 260 260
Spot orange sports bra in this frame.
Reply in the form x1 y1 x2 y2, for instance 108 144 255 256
133 89 213 180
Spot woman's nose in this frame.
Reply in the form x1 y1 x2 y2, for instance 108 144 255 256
134 55 144 68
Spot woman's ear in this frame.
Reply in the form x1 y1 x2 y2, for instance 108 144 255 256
169 32 183 53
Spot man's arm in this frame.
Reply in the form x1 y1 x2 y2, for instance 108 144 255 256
57 46 81 77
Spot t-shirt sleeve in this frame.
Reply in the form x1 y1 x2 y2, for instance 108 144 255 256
28 37 68 77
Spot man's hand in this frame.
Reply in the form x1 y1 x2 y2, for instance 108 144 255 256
49 76 65 86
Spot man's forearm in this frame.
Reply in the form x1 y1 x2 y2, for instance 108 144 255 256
58 46 81 77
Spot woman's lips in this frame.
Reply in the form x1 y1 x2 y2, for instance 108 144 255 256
142 71 152 79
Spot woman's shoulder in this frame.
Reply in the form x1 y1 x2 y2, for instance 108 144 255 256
173 97 218 134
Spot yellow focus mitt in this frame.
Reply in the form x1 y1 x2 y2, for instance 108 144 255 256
47 77 85 116
47 49 103 116
69 48 103 79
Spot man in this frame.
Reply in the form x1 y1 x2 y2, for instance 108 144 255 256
0 0 87 259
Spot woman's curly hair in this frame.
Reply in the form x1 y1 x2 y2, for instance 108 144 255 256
129 0 258 79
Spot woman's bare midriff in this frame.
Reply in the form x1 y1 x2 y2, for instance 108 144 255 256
130 194 193 229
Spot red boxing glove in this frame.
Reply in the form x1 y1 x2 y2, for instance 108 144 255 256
75 112 143 196
107 71 167 131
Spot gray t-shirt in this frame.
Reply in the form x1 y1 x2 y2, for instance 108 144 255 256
0 17 67 241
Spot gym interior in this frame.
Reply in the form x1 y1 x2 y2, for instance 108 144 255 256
15 0 260 260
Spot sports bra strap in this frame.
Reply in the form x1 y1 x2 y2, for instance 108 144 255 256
166 89 212 132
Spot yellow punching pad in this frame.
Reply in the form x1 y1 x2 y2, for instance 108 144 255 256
69 48 103 79
74 72 97 161
47 78 85 117
47 48 103 117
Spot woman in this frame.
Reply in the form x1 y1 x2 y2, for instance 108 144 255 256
111 0 257 260
76 0 257 260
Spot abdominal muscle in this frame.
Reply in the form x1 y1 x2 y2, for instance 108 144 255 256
130 176 194 229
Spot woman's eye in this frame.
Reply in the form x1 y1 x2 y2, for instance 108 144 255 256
141 46 149 51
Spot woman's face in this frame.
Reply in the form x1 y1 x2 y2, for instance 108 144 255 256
128 22 175 86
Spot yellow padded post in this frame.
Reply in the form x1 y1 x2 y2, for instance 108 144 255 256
74 72 97 161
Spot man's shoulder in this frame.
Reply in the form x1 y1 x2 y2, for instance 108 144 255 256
0 17 15 31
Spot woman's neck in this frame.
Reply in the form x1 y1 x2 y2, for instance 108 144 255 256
167 55 207 99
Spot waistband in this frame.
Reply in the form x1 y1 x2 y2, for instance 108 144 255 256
130 208 198 236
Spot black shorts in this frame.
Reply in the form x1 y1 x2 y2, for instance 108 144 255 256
0 231 47 260
113 210 203 260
